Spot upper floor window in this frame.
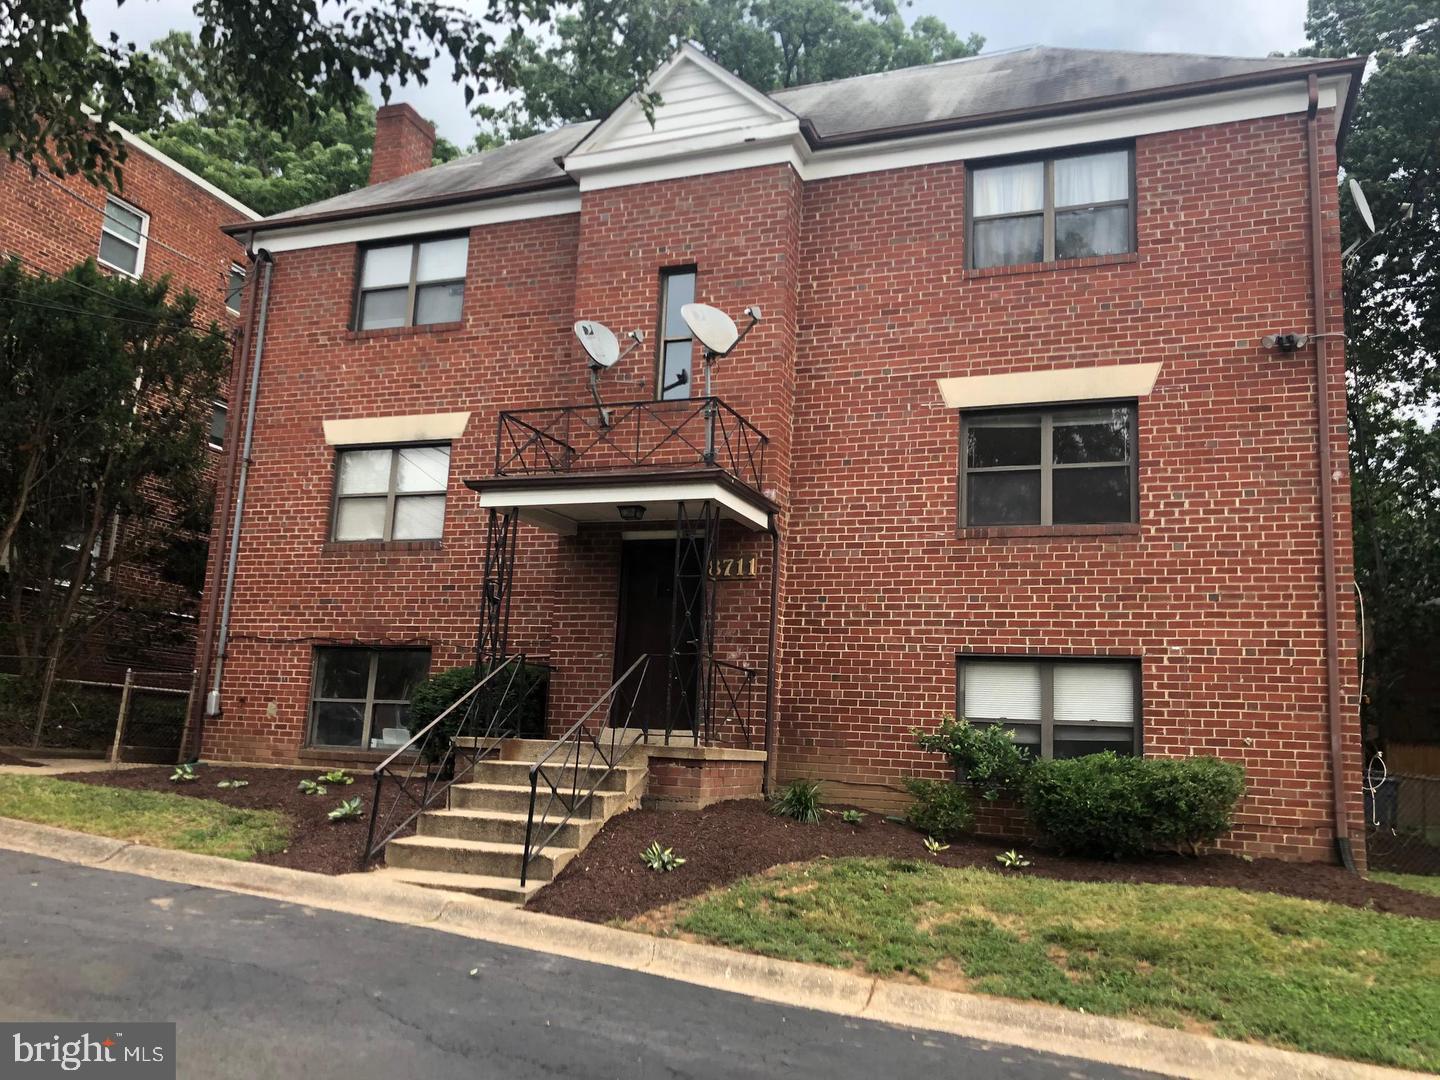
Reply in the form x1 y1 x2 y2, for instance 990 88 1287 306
310 646 431 749
225 264 246 313
969 147 1133 269
355 235 467 330
657 267 696 400
98 196 148 277
958 657 1140 759
208 401 228 451
332 444 450 541
961 404 1136 527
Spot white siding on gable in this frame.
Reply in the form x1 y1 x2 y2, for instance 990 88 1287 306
600 58 785 152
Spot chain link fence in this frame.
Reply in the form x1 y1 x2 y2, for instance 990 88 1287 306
1366 756 1440 878
0 656 195 763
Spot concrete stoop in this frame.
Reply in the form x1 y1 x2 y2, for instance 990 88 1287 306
372 738 645 904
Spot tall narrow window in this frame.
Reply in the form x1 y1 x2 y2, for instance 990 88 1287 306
957 657 1140 759
657 268 696 400
310 647 431 748
98 196 148 277
332 444 450 541
225 264 246 313
208 401 228 451
961 404 1136 527
970 147 1133 269
355 235 468 330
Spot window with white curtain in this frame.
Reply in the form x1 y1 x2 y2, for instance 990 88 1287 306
355 235 468 330
969 147 1134 269
332 444 450 541
957 657 1139 758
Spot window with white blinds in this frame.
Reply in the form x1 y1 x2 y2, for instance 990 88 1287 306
958 658 1139 759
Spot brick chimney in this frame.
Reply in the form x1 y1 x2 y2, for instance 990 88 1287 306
369 103 436 185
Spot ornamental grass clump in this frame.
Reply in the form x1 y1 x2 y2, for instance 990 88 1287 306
771 778 823 823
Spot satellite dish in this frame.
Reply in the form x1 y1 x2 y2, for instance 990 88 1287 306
680 303 740 357
574 320 621 368
1349 179 1376 234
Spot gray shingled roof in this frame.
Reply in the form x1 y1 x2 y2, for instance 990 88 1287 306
249 46 1345 230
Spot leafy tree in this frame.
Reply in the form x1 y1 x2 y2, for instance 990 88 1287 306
476 0 983 139
0 0 553 190
0 259 228 713
1306 1 1440 742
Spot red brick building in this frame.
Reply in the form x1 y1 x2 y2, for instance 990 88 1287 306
202 47 1367 880
0 124 257 673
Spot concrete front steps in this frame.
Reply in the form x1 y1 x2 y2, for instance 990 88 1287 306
371 738 646 905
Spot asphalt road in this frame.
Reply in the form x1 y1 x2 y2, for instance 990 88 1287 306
0 852 1159 1080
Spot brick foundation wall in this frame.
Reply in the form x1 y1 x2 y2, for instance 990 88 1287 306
644 756 766 811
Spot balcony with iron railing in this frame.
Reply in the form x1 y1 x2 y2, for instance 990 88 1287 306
493 397 768 495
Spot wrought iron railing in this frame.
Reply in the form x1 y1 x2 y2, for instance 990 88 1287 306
496 397 768 492
521 654 654 886
361 655 545 868
706 658 759 749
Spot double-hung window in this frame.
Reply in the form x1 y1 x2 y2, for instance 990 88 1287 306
98 196 148 277
961 404 1137 527
657 268 697 400
310 647 431 748
332 445 450 541
958 657 1140 759
969 147 1133 269
355 235 468 330
225 264 246 313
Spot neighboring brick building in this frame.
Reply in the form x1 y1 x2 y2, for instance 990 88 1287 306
203 44 1367 870
0 125 258 672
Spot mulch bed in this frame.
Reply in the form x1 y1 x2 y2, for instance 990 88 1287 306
52 765 398 874
0 750 45 767
527 799 1440 923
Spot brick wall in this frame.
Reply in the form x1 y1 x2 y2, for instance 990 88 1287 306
645 756 766 810
203 110 1362 863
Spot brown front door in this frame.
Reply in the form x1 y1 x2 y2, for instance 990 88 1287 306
614 539 700 732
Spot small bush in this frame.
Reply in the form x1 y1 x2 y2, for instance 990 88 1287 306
407 662 550 760
771 778 823 822
903 777 974 840
913 715 1031 800
640 841 686 871
1024 753 1246 859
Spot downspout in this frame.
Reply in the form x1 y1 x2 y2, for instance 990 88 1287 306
205 250 275 730
187 238 262 760
1306 75 1354 871
763 521 780 796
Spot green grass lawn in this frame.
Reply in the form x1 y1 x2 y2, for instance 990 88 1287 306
0 775 289 860
661 857 1440 1072
1373 871 1440 898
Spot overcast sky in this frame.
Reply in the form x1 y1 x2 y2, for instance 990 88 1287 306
84 0 1311 146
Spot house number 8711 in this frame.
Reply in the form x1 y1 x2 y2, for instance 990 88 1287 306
708 555 758 579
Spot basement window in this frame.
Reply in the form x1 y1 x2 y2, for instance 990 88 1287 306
959 403 1137 527
957 657 1140 759
98 196 148 277
968 146 1134 269
309 647 431 749
354 234 468 330
332 444 450 542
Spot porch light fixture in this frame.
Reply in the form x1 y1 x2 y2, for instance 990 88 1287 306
574 319 644 428
617 504 646 521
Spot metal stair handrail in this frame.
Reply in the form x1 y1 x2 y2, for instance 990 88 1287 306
520 653 654 886
362 654 542 868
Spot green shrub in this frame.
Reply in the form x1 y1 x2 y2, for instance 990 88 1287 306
903 777 974 840
771 778 823 822
1024 753 1246 858
913 715 1031 800
407 662 549 760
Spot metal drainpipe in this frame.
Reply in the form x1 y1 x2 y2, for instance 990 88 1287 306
763 522 780 796
1306 75 1354 871
205 250 275 725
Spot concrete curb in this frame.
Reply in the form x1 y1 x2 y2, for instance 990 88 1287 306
0 816 1423 1080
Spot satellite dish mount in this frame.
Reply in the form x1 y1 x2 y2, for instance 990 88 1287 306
679 302 762 460
574 320 644 427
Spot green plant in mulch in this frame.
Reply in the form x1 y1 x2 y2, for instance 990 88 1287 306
317 769 353 786
328 796 363 822
903 777 974 840
913 714 1031 800
996 849 1031 869
922 836 949 855
169 763 198 783
770 778 823 823
840 809 866 826
640 841 686 872
216 779 249 790
297 779 327 796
